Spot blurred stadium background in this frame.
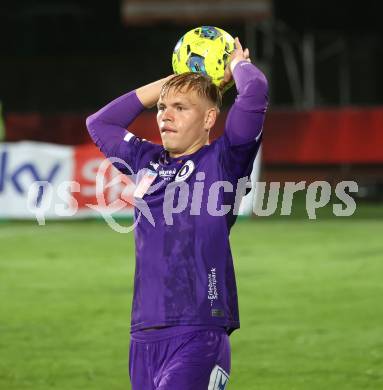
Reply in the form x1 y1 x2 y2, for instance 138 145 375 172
0 1 382 389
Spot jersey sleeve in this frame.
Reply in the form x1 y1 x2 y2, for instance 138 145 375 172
86 90 160 174
217 61 268 181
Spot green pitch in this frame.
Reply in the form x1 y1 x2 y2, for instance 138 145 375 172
1 215 382 389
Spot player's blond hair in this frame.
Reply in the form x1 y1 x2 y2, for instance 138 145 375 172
160 72 222 109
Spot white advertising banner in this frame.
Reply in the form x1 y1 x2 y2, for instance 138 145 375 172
0 142 73 218
0 141 136 220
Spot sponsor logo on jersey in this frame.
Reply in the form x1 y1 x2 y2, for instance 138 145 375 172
174 160 195 182
208 267 218 305
159 167 177 181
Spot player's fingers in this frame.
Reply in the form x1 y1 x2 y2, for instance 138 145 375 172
234 37 243 53
244 48 250 58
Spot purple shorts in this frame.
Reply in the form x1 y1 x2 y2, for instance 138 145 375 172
129 326 231 390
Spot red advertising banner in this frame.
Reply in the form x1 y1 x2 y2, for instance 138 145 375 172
73 143 135 214
262 108 383 164
5 107 383 164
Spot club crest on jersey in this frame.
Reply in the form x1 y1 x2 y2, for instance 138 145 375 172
175 160 195 182
208 365 229 390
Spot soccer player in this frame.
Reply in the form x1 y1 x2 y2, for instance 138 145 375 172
86 37 268 389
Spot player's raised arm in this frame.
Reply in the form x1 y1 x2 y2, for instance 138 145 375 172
85 76 173 164
221 37 269 146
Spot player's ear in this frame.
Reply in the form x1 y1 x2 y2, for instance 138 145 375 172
204 107 218 131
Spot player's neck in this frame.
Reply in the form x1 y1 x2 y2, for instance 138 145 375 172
169 139 210 159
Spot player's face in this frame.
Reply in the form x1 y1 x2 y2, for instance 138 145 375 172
156 88 217 157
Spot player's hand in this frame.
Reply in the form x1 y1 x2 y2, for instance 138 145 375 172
220 37 251 91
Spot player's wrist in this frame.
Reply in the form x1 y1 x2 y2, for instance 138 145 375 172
230 58 249 73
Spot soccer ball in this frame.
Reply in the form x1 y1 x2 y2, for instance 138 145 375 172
172 26 235 90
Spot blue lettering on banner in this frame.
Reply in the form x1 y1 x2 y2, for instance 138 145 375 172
0 150 61 206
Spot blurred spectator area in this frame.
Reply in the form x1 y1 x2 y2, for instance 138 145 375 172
1 0 382 111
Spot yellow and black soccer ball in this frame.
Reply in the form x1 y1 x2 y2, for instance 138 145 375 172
172 26 235 89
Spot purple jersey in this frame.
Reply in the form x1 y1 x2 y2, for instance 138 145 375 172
86 61 268 335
